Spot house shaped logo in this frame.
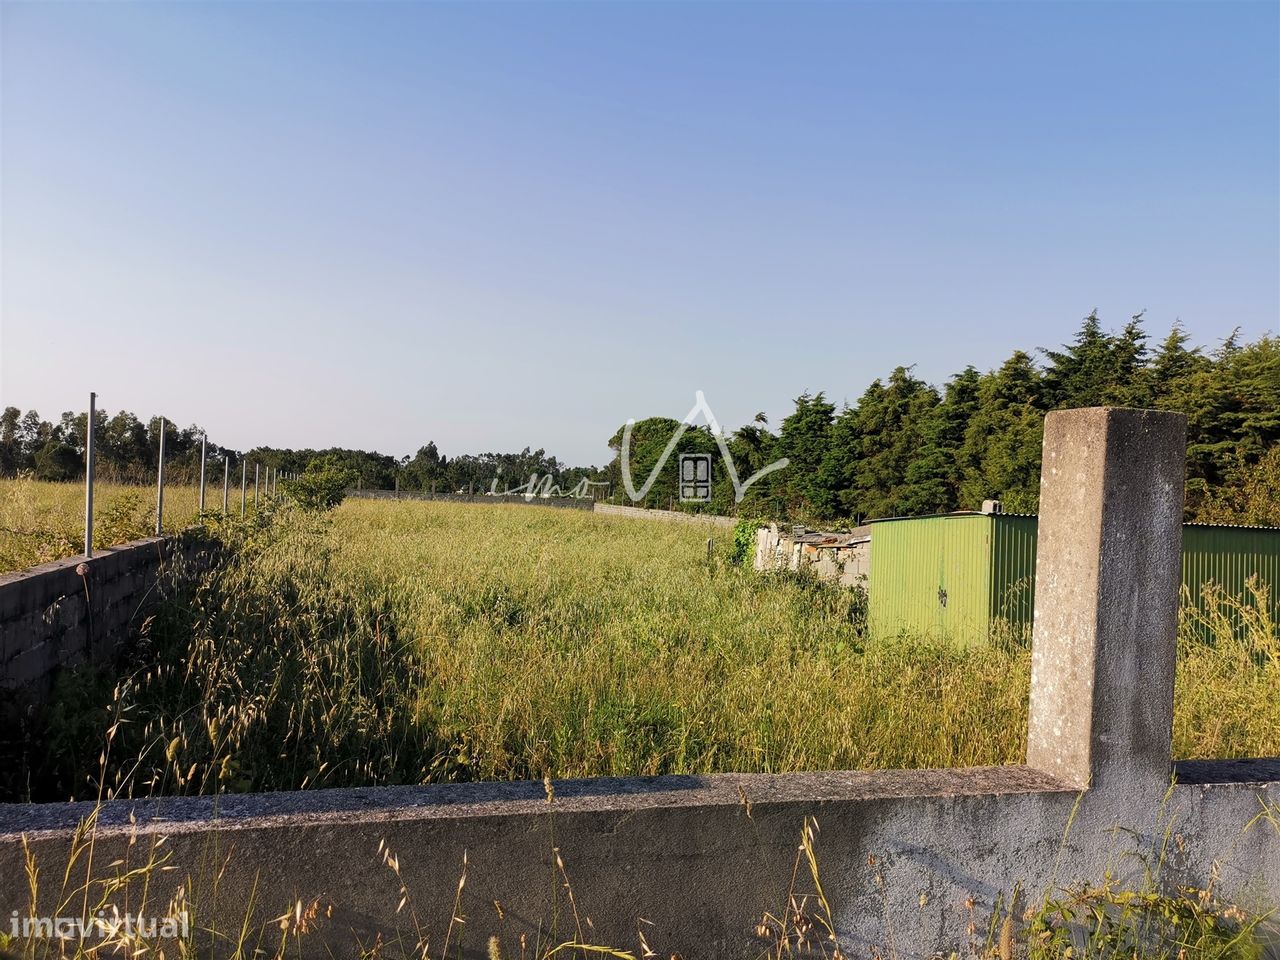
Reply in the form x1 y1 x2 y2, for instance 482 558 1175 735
620 391 789 504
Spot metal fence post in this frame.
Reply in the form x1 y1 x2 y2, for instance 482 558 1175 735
198 433 208 516
155 418 166 536
223 454 230 513
84 391 96 559
254 463 259 509
241 460 247 517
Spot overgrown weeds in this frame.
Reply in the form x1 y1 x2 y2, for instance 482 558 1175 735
12 497 1036 801
5 492 1280 802
0 478 206 571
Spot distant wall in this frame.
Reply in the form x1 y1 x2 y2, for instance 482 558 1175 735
0 535 217 697
347 490 596 510
347 492 737 526
593 503 737 528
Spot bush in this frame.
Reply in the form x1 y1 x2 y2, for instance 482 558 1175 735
281 457 359 512
730 516 762 566
33 441 81 481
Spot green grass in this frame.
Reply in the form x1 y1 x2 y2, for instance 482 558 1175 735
2 481 1277 801
25 497 1029 799
1 483 1276 959
0 476 215 571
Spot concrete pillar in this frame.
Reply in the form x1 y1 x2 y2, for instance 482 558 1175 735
1026 407 1186 792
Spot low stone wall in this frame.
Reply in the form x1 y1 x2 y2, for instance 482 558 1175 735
754 524 872 587
0 535 217 696
2 762 1275 957
593 502 737 528
348 490 596 510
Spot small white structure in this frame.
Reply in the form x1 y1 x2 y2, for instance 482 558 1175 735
754 523 871 588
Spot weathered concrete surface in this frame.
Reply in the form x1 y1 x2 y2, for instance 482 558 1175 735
1 765 1275 958
1027 408 1186 793
0 533 218 697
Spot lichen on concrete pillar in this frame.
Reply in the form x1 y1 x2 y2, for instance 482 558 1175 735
1026 406 1186 792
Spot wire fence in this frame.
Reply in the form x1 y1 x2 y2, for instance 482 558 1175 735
77 392 296 559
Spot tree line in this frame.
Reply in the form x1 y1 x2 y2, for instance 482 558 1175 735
606 314 1279 526
4 313 1276 526
0 406 604 497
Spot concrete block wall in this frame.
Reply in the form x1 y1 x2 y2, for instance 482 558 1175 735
0 535 217 697
1 408 1277 958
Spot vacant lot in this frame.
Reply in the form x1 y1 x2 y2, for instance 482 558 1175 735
3 487 1278 801
0 476 205 571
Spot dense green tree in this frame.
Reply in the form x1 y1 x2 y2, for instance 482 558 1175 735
1196 446 1280 527
723 413 780 515
771 393 835 520
1041 311 1148 408
957 351 1046 512
0 407 20 475
34 441 81 481
403 442 446 491
605 417 716 509
282 456 360 512
1145 323 1210 409
908 366 983 514
843 367 940 520
18 411 51 465
1169 334 1280 509
102 412 150 476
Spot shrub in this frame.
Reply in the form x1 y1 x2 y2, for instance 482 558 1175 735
730 516 762 566
282 457 358 512
33 441 80 481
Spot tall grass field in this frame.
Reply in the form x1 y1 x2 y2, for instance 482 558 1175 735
0 476 207 571
1 480 1277 802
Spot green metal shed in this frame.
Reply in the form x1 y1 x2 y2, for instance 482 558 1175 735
867 514 1037 646
867 514 1280 646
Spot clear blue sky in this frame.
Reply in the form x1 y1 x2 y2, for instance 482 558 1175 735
2 1 1276 466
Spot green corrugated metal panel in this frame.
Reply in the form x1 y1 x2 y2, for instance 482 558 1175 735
868 515 993 645
869 514 1278 647
867 517 945 639
1181 525 1280 644
989 515 1038 642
